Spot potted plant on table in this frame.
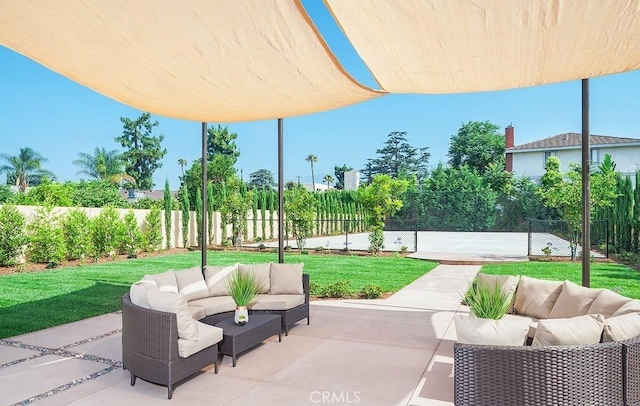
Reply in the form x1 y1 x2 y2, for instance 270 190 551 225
226 271 260 325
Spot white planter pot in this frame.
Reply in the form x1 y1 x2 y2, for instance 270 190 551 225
234 306 248 325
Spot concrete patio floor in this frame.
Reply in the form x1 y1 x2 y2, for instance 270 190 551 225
0 264 479 406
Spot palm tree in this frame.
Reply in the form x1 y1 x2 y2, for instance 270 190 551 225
0 147 55 192
73 147 135 186
323 174 334 190
178 158 187 176
305 154 318 191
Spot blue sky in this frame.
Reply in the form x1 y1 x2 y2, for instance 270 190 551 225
1 2 640 190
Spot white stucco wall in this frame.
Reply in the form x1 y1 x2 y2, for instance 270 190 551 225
511 145 640 181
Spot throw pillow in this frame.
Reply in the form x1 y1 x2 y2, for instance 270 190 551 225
270 262 304 295
513 276 563 319
152 270 178 293
588 289 633 318
454 314 531 346
239 263 271 293
174 265 209 301
548 280 601 318
613 300 640 317
129 281 157 309
602 313 640 342
205 264 238 297
145 289 199 341
532 314 605 346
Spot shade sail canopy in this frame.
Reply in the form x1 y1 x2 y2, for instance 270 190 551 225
0 0 381 122
325 0 640 94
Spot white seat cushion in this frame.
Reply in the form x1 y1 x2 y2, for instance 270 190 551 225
189 296 236 316
514 276 563 319
188 305 206 321
205 264 238 296
270 263 304 295
248 294 305 311
175 265 209 301
454 314 531 346
178 322 223 358
239 263 271 293
152 270 179 293
146 289 199 340
532 314 605 346
548 280 602 318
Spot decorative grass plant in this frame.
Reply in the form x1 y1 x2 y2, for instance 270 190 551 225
226 271 260 307
465 280 511 320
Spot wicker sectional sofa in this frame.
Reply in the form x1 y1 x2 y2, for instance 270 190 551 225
122 262 310 399
454 274 640 406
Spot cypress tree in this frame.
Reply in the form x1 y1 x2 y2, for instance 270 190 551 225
163 179 172 249
634 170 640 252
268 189 275 239
252 190 258 240
195 190 203 247
180 186 190 248
220 180 227 244
207 182 214 246
260 187 267 239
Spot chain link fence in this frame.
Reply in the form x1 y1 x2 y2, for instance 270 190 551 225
528 219 609 258
246 219 418 252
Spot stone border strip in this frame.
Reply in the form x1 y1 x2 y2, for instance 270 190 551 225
0 328 124 405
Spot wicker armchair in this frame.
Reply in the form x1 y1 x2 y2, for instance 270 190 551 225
454 341 626 405
121 294 219 399
250 273 310 335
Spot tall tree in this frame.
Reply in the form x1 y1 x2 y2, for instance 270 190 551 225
334 164 353 190
448 120 505 175
180 185 190 248
363 132 430 182
115 112 167 190
248 169 275 189
163 179 172 249
177 158 187 177
305 154 318 190
323 174 334 190
0 147 55 191
73 147 134 186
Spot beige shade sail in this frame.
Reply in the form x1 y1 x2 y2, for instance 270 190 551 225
0 0 382 122
325 0 640 94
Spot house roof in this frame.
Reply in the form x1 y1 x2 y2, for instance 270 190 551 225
509 133 640 151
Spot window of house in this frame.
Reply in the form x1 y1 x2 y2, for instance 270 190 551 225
543 151 557 166
590 148 599 163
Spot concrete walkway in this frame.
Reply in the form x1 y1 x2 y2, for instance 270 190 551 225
0 265 479 405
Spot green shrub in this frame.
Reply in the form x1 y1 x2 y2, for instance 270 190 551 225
180 185 190 248
72 180 127 208
27 206 66 266
319 280 351 298
121 210 144 258
0 205 28 266
130 197 162 210
359 284 383 299
315 246 325 251
258 243 266 251
144 207 163 252
309 282 319 296
61 209 92 261
400 245 408 254
368 227 385 254
91 207 125 258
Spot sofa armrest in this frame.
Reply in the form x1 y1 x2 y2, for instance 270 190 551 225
122 294 180 362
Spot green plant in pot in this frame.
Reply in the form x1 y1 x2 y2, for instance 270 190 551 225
226 271 260 326
465 279 512 319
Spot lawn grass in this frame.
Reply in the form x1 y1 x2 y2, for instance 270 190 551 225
481 261 640 299
0 251 437 339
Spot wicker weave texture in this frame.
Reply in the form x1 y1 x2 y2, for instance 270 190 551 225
121 294 219 398
216 314 281 366
454 342 625 406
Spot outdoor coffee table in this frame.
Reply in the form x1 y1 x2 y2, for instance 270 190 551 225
215 314 282 367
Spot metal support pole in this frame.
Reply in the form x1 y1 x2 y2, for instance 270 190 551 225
278 119 284 264
581 79 590 287
201 122 208 270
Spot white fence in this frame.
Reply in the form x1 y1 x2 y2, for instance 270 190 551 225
13 205 281 248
